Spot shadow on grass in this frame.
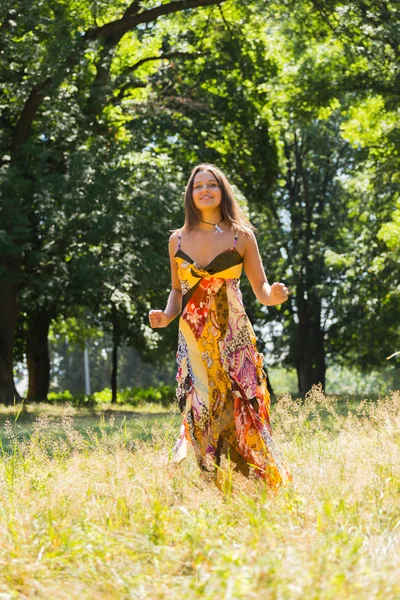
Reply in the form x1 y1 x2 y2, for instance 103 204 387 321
0 403 182 454
0 392 387 454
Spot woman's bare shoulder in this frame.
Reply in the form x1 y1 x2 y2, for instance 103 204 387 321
169 228 184 253
236 226 257 247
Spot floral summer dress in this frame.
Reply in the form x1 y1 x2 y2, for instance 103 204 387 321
173 229 291 489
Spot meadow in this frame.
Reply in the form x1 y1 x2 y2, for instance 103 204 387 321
0 387 399 599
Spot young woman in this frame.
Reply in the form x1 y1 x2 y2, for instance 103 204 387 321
149 164 291 489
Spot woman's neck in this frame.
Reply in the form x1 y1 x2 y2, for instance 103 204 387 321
197 209 223 231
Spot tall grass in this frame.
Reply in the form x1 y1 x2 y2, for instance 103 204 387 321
0 387 399 599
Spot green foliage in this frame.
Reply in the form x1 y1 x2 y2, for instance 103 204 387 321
121 384 176 407
242 0 400 375
47 389 96 408
378 199 400 252
45 383 176 407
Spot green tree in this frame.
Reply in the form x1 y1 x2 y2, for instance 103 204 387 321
257 0 400 386
0 0 225 403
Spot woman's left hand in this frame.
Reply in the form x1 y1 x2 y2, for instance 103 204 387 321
269 282 289 305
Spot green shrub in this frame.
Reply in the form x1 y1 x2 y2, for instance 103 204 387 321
45 384 176 408
92 388 113 404
119 384 176 407
47 390 96 408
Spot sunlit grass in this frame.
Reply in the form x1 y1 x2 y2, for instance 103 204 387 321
0 387 399 598
0 402 178 452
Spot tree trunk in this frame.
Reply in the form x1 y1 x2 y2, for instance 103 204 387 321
0 281 21 405
111 338 118 404
111 309 120 404
265 368 275 397
296 278 326 394
26 310 52 402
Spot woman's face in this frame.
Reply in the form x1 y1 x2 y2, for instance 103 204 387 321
192 170 222 212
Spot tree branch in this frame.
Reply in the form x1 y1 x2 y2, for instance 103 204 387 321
10 0 223 153
124 1 142 18
11 78 52 152
114 51 196 89
111 82 147 104
84 0 224 41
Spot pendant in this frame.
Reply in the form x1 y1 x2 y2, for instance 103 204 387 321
215 224 223 233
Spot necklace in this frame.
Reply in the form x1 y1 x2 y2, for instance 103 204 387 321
199 217 224 234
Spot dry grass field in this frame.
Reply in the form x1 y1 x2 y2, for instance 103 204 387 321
0 387 399 599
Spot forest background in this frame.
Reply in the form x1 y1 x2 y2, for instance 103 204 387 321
0 0 399 405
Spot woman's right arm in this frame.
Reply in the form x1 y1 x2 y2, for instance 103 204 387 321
148 231 182 328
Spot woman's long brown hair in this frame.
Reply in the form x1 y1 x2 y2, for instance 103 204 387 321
182 164 255 234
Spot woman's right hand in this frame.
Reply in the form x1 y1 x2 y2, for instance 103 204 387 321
148 309 171 328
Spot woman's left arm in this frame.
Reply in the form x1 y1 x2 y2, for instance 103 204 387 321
242 231 289 306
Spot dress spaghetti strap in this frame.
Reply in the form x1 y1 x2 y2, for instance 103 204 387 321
177 230 182 250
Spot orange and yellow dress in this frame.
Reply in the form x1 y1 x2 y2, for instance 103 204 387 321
173 230 291 489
